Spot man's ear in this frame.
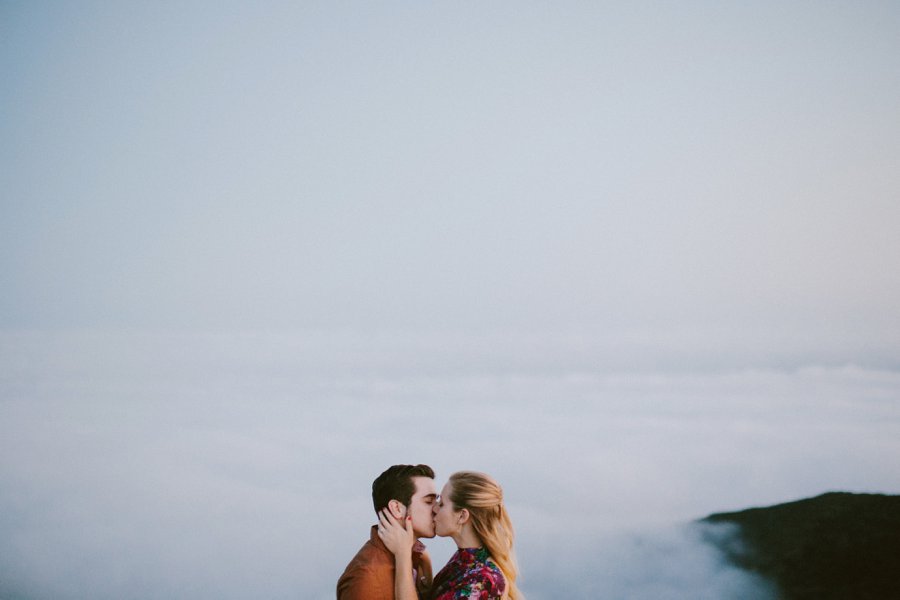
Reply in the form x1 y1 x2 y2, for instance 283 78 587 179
388 499 406 519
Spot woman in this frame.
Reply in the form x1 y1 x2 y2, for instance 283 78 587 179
378 470 522 600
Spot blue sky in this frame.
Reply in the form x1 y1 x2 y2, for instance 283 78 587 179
2 1 899 366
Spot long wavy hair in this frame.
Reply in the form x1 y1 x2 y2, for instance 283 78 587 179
448 471 522 600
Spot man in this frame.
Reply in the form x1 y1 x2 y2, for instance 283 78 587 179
337 464 437 599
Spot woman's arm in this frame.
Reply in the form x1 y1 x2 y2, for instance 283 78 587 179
377 510 419 600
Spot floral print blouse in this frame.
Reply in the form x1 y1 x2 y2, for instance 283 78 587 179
430 547 507 600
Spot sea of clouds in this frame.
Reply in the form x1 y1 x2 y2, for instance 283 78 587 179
1 330 898 599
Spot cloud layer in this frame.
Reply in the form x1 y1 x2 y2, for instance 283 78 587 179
2 331 898 598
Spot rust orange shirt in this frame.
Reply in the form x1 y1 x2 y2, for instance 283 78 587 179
336 525 433 600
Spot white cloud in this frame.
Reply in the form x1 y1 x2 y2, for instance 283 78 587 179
2 331 898 598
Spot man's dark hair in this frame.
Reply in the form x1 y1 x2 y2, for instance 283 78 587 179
372 464 435 513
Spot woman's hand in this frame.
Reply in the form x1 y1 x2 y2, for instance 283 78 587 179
377 509 415 556
377 509 419 600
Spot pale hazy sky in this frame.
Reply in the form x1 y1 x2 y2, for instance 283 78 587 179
3 1 899 365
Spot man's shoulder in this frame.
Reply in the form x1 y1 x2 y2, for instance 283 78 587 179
336 537 394 599
346 536 393 567
337 559 386 586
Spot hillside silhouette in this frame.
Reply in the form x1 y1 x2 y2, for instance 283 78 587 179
702 492 900 599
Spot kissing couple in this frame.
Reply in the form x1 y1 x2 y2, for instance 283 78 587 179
336 464 522 600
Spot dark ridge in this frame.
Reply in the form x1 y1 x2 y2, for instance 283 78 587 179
700 492 900 600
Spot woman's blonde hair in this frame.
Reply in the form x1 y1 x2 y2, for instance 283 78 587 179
448 471 522 600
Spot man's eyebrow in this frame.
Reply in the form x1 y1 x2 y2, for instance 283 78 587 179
424 493 437 500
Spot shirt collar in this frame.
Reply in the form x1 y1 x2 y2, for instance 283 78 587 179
412 539 426 555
